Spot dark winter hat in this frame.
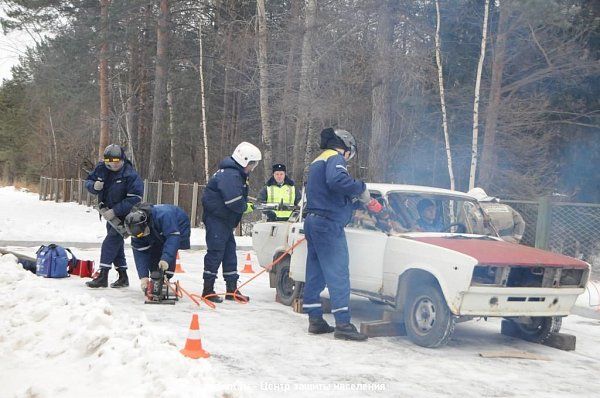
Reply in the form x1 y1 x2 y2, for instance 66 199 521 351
272 163 286 173
319 128 357 159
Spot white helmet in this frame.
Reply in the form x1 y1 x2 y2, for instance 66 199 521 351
232 142 262 167
467 187 496 202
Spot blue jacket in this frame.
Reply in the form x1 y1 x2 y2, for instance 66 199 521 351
85 156 144 218
131 204 191 265
305 150 366 226
201 157 249 229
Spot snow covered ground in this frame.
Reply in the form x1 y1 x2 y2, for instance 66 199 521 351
0 186 251 246
1 186 600 397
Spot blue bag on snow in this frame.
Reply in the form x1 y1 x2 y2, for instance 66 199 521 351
35 244 76 278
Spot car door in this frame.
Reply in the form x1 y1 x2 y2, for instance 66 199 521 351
346 227 387 292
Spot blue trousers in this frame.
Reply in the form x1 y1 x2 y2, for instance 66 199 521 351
203 215 239 282
303 214 351 325
100 222 126 270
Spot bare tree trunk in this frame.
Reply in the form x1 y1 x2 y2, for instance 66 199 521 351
167 80 176 180
148 0 169 181
434 0 455 190
479 0 510 188
198 21 209 183
276 0 301 161
256 0 273 177
98 0 111 160
369 0 393 182
126 26 139 168
468 0 490 190
137 4 152 177
293 0 317 183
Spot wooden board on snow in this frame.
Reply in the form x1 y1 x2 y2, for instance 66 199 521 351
478 350 550 361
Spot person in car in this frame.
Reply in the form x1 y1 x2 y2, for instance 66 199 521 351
416 199 444 232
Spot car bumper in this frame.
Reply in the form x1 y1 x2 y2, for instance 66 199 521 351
457 286 585 317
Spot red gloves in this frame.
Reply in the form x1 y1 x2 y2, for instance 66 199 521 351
367 198 383 213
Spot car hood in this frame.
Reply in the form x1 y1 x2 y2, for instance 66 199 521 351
410 236 588 269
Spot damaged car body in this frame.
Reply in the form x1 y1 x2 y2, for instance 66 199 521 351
252 184 590 348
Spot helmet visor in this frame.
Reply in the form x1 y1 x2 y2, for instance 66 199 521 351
104 158 124 171
125 212 149 238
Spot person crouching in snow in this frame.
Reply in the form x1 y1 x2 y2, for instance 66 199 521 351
85 144 144 288
200 142 261 303
124 203 191 293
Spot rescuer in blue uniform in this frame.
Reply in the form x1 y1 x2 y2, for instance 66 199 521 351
85 144 144 288
303 128 382 341
124 203 191 292
201 142 262 303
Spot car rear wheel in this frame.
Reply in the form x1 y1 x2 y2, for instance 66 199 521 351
403 283 455 348
275 257 302 306
508 316 562 343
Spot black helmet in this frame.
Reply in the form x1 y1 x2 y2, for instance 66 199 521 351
125 209 150 238
319 128 357 160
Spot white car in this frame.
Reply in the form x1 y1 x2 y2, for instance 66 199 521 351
251 183 590 347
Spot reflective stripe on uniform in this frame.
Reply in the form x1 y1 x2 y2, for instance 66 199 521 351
331 306 348 313
127 193 143 199
302 303 322 308
222 271 238 276
134 245 151 251
203 270 217 275
224 195 243 205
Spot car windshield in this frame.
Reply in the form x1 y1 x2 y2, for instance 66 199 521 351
349 191 497 236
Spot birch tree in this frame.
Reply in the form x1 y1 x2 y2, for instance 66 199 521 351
468 0 490 190
434 0 455 190
256 0 273 177
198 21 209 183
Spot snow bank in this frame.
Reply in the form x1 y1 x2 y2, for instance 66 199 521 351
0 186 251 246
0 254 226 398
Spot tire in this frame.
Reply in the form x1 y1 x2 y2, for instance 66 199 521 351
403 283 455 348
275 257 302 306
511 316 562 343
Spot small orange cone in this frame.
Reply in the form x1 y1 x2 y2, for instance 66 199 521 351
180 314 210 359
240 252 254 273
174 251 185 273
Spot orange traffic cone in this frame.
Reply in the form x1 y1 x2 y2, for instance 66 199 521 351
241 252 254 273
174 251 185 273
180 314 210 359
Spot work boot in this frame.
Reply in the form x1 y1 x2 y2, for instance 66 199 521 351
86 268 109 288
308 316 334 334
202 280 223 303
334 323 368 341
110 268 129 288
225 280 249 302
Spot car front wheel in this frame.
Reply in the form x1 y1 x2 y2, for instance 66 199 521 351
403 283 455 348
275 257 303 306
507 316 562 343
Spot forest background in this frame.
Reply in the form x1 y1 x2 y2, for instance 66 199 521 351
0 0 598 201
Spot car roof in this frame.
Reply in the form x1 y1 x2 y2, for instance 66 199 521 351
366 183 476 200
